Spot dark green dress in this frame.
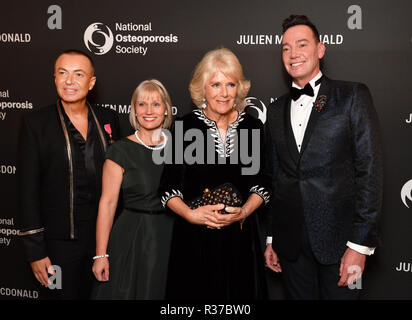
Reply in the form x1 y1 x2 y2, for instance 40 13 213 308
92 138 174 300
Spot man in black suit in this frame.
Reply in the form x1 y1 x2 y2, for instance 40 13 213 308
264 15 383 299
18 49 120 299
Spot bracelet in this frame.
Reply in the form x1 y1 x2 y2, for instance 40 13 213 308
93 254 109 260
239 207 247 230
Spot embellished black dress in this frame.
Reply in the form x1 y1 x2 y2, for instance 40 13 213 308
92 138 174 300
160 109 271 300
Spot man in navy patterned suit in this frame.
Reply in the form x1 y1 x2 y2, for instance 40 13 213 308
264 15 383 299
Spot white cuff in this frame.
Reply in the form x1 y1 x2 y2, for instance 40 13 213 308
266 236 273 245
249 185 270 205
160 189 183 208
346 241 375 255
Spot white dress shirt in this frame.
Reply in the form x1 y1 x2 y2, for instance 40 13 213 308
266 71 375 256
290 72 323 152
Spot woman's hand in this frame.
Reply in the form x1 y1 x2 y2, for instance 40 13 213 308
215 206 246 227
214 193 264 228
166 197 246 229
185 204 226 229
92 257 110 282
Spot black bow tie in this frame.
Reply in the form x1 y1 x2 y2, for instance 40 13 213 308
290 83 314 101
290 76 323 101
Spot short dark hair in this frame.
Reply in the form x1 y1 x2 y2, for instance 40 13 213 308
55 49 95 75
282 15 320 42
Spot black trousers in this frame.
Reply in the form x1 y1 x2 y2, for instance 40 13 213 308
279 225 361 300
40 220 96 300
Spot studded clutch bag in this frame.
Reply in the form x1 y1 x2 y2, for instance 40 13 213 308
187 183 243 214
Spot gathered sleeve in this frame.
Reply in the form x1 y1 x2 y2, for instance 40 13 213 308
105 141 127 169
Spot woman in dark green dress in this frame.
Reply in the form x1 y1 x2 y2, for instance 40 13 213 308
91 79 174 299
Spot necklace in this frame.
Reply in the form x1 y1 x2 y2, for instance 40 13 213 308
134 130 167 150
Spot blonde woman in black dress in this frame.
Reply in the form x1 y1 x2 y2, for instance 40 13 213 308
160 48 271 300
92 79 174 299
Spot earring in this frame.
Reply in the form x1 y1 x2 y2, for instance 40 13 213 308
164 112 167 115
201 98 207 109
232 103 237 109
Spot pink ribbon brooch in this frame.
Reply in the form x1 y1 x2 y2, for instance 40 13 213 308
104 124 114 144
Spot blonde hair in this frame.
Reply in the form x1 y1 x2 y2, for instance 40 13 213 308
189 47 251 110
129 79 173 130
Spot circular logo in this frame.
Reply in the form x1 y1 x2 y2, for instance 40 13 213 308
83 23 114 55
401 179 412 208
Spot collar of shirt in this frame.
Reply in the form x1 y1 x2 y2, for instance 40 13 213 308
291 71 323 91
290 71 323 152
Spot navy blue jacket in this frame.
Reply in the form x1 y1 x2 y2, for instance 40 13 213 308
265 76 383 264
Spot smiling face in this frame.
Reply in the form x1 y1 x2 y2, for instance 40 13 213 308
204 71 238 118
54 53 96 105
281 25 325 87
135 90 166 132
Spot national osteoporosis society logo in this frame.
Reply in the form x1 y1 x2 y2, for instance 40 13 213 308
84 23 114 55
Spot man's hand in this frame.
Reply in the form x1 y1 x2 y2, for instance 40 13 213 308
338 248 366 287
264 244 282 273
30 257 54 287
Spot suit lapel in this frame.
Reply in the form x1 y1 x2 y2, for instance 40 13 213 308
282 95 300 165
299 77 331 156
88 103 108 153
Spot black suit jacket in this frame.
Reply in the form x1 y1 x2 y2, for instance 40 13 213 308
265 76 383 264
17 101 120 262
